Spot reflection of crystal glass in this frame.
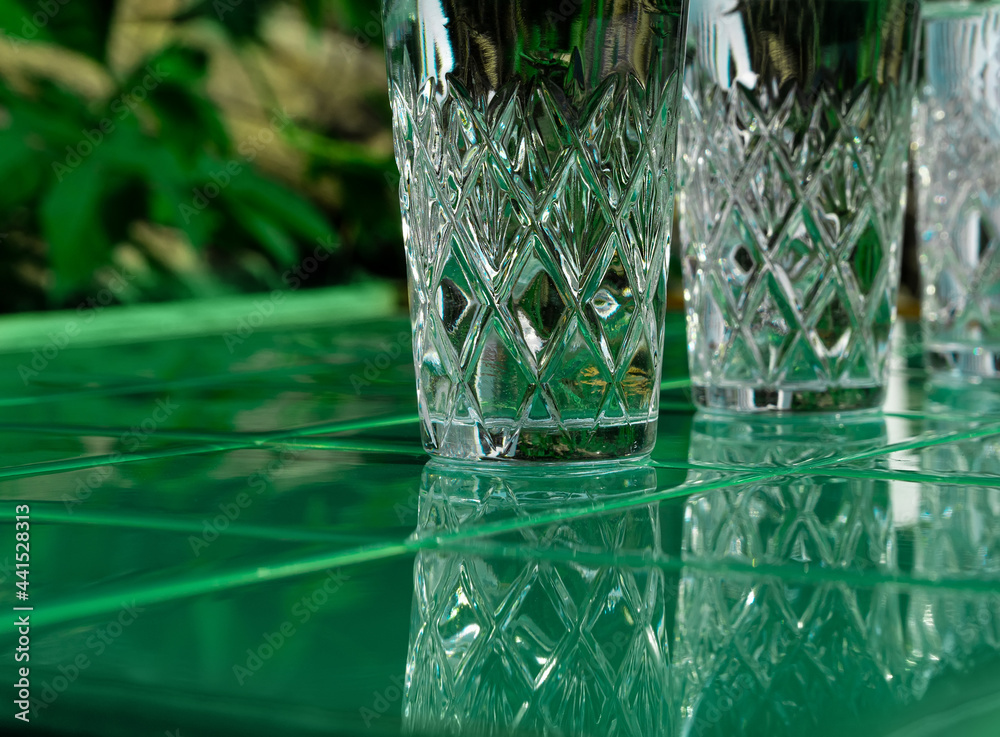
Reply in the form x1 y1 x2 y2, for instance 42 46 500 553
679 0 918 411
680 414 1000 731
910 380 1000 691
687 412 889 468
923 377 1000 479
403 431 1000 735
404 462 670 736
908 482 1000 691
382 0 688 460
676 493 905 733
915 2 1000 377
679 415 907 731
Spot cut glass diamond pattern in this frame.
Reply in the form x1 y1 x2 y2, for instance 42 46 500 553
511 251 568 360
846 215 884 295
588 248 638 363
747 277 800 381
436 252 482 362
544 320 611 423
620 334 655 413
469 318 535 423
390 44 678 457
540 156 616 284
771 209 828 307
680 79 910 394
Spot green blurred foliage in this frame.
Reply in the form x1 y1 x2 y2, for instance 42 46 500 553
0 0 402 313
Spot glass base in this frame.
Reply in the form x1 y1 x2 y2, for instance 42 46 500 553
424 418 657 463
692 384 886 413
926 345 1000 379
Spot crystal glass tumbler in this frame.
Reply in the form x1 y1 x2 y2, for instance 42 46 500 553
914 2 1000 378
679 0 919 412
383 0 689 461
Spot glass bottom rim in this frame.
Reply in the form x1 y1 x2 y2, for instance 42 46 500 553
423 417 657 463
692 384 886 414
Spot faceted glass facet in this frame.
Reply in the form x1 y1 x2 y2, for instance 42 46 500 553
383 0 688 460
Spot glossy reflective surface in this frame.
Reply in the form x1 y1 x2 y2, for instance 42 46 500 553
1 292 999 736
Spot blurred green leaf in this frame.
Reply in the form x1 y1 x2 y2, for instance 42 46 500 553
227 201 298 265
301 0 325 26
40 154 110 299
0 0 402 312
150 186 222 248
0 131 42 209
175 0 276 43
328 0 381 39
96 123 209 247
2 0 114 61
0 80 91 143
225 169 335 245
114 45 229 163
0 1 52 44
142 44 209 85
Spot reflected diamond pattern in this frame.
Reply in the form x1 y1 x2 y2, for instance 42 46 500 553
680 83 909 390
675 482 906 734
391 49 677 458
909 404 1000 695
406 466 670 737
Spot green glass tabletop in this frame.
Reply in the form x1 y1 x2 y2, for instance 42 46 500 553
2 288 999 737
